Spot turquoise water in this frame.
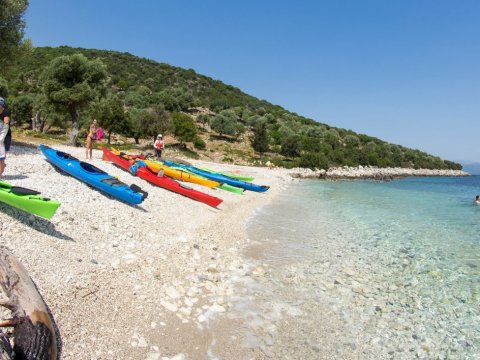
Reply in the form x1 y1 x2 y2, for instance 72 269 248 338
241 176 480 359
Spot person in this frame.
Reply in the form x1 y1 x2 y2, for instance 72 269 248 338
475 195 480 205
85 119 97 159
154 134 165 159
0 97 11 177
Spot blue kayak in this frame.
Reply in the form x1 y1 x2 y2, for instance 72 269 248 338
162 160 269 193
40 144 147 205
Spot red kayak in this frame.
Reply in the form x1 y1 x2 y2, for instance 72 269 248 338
102 147 223 208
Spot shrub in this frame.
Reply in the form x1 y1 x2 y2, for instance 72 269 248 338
193 137 206 149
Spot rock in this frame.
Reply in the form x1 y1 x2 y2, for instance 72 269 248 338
161 301 178 312
166 286 181 299
209 304 226 313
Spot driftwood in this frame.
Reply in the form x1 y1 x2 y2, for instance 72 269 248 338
0 247 58 360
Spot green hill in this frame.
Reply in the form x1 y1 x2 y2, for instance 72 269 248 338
2 46 462 170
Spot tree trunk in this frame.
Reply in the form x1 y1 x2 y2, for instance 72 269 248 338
31 113 37 132
107 131 112 145
39 115 47 133
134 137 139 144
0 247 59 360
68 105 79 146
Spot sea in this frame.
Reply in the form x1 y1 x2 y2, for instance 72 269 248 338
229 176 480 359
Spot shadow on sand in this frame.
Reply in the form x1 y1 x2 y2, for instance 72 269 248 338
0 204 74 241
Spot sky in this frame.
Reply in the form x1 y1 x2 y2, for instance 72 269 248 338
25 0 480 163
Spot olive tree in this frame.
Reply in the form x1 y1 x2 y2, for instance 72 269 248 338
41 53 107 145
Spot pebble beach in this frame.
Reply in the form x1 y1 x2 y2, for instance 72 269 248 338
0 144 291 360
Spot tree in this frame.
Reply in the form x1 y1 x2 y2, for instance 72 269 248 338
251 121 269 154
10 93 34 125
0 0 29 69
172 112 196 146
129 105 171 144
197 113 210 130
344 134 360 148
92 95 130 144
211 109 242 137
31 95 57 133
299 152 330 170
41 53 107 145
281 135 301 157
0 77 9 97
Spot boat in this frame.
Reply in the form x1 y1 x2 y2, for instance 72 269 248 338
111 150 220 189
162 160 270 193
40 144 147 205
0 180 61 219
199 167 255 182
167 164 244 195
102 147 223 208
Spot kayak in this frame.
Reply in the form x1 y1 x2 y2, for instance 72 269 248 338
113 152 220 189
0 180 60 219
102 147 223 208
168 165 244 195
143 159 220 188
199 167 255 182
40 144 147 205
162 160 270 193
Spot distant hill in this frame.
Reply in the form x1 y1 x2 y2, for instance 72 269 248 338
2 46 462 170
461 163 480 175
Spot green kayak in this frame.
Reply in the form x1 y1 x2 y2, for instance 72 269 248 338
0 180 61 219
199 167 255 182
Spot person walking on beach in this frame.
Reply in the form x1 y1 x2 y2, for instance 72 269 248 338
475 195 480 205
154 134 165 160
85 119 97 159
0 97 11 177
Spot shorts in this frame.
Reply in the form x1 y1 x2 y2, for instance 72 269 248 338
0 142 5 160
5 133 11 152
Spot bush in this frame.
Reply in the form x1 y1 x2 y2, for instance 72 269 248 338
193 137 206 149
299 152 330 170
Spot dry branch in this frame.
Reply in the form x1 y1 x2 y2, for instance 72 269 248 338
0 247 58 360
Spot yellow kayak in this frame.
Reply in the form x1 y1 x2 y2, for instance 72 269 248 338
110 149 220 188
142 159 221 188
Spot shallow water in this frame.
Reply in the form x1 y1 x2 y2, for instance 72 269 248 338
232 176 480 359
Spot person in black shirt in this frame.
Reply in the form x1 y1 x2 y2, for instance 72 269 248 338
0 97 11 176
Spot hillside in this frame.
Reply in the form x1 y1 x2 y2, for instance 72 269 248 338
2 46 462 170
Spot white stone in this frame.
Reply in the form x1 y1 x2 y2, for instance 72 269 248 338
161 301 178 312
166 286 181 299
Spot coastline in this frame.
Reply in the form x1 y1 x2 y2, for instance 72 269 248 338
289 165 469 180
0 144 293 359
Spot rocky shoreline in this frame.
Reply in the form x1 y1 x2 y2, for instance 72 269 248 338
289 165 470 180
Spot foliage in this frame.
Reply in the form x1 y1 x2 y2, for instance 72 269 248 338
172 112 197 145
91 94 130 144
193 137 206 150
10 93 34 124
281 135 301 157
41 53 107 145
197 113 210 129
0 77 9 97
211 109 243 138
0 0 29 69
299 152 330 170
128 105 171 144
251 121 270 154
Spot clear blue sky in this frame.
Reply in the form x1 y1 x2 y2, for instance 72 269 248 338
25 0 480 163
